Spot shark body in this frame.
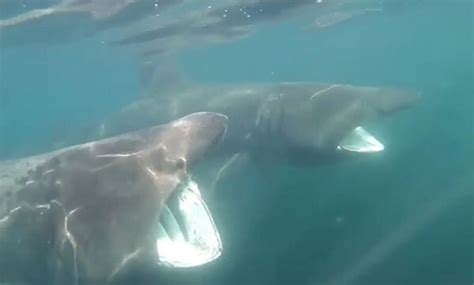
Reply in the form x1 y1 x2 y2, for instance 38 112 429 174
0 112 228 284
94 82 419 167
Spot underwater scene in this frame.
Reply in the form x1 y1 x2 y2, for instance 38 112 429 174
0 0 472 284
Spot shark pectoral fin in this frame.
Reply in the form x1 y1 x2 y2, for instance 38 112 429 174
337 126 384 153
140 59 190 97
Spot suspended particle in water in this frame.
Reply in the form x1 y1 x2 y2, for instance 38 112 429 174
336 216 344 224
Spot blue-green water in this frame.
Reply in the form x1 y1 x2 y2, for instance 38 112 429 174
0 1 472 284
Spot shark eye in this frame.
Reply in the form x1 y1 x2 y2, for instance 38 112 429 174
175 157 186 170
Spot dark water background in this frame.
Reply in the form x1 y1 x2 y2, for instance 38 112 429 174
0 1 472 284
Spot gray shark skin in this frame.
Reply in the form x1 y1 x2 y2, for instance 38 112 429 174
94 82 419 166
0 112 228 284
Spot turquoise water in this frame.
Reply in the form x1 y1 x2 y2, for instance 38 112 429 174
0 1 472 284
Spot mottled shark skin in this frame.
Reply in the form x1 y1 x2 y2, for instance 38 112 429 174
93 82 420 166
0 112 228 284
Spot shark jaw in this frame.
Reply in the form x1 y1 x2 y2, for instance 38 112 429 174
151 126 382 269
155 178 222 268
337 126 385 153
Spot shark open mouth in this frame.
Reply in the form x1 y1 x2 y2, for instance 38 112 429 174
337 126 385 153
155 178 222 268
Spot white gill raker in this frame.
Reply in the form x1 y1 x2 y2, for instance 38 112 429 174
310 84 339 100
107 247 142 283
146 167 159 180
0 206 24 223
42 169 55 175
96 150 144 158
62 206 81 285
0 203 51 223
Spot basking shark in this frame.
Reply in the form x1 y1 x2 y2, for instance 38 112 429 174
60 81 418 191
91 82 420 168
0 112 228 284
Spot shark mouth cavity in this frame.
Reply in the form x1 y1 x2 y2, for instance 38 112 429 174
337 126 385 153
155 179 222 268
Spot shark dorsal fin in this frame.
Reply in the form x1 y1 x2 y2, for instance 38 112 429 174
139 58 191 98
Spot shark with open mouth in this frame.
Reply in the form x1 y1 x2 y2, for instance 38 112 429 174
0 112 228 284
90 82 420 175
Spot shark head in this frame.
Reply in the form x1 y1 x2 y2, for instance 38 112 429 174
254 83 419 163
0 112 228 284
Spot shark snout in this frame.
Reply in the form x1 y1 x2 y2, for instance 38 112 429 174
176 112 228 164
336 87 421 154
374 87 421 114
156 112 228 168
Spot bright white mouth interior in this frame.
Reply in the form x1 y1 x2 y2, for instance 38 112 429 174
337 126 385 153
156 179 222 268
